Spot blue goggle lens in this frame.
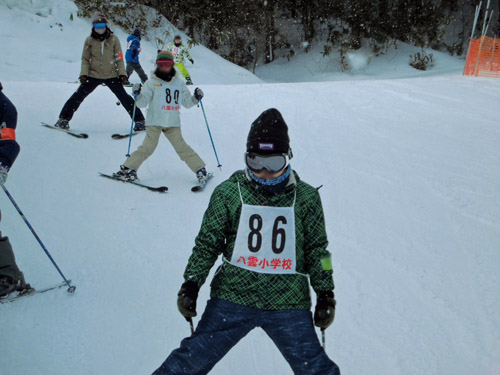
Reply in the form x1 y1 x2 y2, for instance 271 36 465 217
93 23 107 29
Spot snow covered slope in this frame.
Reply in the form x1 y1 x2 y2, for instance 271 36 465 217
1 1 500 375
1 76 499 375
0 0 261 85
256 43 465 83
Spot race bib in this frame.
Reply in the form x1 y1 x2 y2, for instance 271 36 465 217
159 84 183 112
172 47 180 56
231 203 296 274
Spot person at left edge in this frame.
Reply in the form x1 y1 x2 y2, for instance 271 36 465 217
54 14 146 132
0 82 19 187
0 82 31 298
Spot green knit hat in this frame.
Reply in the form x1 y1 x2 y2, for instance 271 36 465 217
156 51 174 63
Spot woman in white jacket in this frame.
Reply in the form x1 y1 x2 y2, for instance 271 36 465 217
114 51 208 183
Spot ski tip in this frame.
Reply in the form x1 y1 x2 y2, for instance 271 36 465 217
111 132 138 140
146 185 168 193
81 133 89 139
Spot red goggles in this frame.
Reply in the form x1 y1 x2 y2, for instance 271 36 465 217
156 60 174 68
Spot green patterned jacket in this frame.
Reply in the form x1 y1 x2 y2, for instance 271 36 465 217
184 170 335 310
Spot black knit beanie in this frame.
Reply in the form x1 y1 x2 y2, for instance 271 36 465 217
246 108 290 155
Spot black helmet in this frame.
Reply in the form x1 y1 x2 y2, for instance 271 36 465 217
133 28 141 37
174 35 181 40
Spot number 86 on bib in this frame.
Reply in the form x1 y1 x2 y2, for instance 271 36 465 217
231 202 297 275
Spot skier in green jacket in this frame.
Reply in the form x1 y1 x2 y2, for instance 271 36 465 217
165 35 194 85
151 108 340 375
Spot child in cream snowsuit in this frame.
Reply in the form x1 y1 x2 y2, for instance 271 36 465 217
115 51 208 182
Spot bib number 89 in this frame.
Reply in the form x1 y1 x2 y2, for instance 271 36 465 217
248 214 287 254
165 88 180 104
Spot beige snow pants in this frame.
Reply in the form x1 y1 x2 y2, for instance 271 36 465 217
124 126 205 173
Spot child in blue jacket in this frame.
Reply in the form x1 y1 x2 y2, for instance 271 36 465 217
125 28 148 84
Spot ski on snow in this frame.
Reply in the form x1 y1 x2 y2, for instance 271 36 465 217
0 280 71 304
111 131 140 140
99 172 168 193
41 122 89 139
192 173 214 192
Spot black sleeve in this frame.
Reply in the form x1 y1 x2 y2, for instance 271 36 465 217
0 91 18 129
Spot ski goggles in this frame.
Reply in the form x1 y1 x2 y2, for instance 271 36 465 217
245 153 290 173
93 22 107 29
156 60 175 68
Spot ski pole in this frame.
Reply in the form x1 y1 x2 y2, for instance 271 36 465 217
187 317 195 335
126 92 139 157
199 99 222 170
321 328 326 349
2 185 76 293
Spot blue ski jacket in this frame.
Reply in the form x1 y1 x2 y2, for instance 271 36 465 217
125 35 141 63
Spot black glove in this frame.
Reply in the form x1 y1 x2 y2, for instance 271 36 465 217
189 58 194 64
314 291 336 329
79 75 88 85
194 87 204 101
119 75 128 83
131 50 138 59
177 280 199 320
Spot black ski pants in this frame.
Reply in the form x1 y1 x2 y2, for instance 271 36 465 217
59 77 145 122
126 62 148 83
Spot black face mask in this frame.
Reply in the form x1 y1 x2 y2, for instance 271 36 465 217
174 41 181 47
155 68 175 82
91 27 110 41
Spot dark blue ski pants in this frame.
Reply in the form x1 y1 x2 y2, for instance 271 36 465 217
152 298 340 375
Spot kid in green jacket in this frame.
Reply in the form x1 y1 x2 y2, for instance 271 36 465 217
151 108 340 375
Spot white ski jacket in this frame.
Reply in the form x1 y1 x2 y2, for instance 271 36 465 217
136 71 198 128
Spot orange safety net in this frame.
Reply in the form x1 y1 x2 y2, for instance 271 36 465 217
464 37 500 78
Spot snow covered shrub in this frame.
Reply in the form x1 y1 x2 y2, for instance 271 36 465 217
409 50 434 71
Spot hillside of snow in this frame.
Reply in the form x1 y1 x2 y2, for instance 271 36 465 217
0 0 261 85
255 43 465 83
1 1 500 375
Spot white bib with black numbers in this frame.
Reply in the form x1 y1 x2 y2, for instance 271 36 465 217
159 83 183 112
230 183 297 274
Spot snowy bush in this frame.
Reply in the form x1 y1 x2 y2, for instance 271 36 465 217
409 50 434 71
